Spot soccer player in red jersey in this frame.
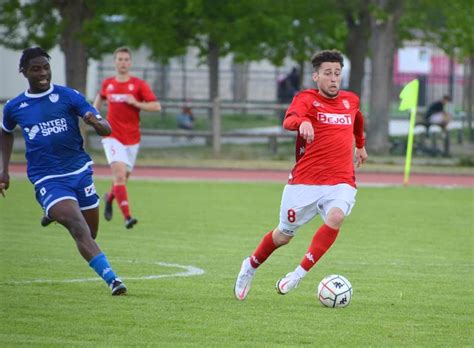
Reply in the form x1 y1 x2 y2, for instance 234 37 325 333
234 50 368 300
93 47 161 229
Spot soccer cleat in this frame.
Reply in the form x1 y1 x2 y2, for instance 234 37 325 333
40 215 54 227
103 193 113 221
110 278 127 296
234 257 256 301
276 272 301 295
125 217 138 229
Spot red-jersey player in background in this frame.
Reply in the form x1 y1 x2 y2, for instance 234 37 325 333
94 47 161 229
234 50 368 300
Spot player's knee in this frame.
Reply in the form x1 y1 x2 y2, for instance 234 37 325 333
53 211 75 226
272 228 292 246
113 174 127 185
111 163 128 184
326 208 345 229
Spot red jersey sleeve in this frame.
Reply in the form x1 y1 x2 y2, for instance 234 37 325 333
139 80 158 102
282 93 312 130
353 110 366 148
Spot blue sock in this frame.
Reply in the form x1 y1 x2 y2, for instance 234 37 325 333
89 252 117 286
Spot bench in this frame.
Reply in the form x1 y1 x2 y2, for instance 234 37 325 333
414 113 450 157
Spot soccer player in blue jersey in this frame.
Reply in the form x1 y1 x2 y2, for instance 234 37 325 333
0 47 127 296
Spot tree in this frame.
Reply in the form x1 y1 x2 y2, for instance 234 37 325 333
366 0 404 154
401 0 474 142
258 1 347 90
119 0 284 104
0 0 123 94
183 0 287 102
361 0 473 152
112 0 191 63
338 0 372 96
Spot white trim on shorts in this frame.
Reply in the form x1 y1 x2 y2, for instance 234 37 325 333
80 200 100 211
101 137 139 171
45 196 100 217
1 122 14 133
45 196 77 217
278 183 357 236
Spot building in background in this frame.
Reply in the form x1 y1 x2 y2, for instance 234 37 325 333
393 44 464 108
0 47 98 101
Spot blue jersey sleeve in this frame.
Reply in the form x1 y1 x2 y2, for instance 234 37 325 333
1 100 17 132
68 89 100 118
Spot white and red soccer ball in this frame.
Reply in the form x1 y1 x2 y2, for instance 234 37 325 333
317 274 353 308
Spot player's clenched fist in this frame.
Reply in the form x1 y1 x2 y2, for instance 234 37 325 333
83 112 111 136
83 111 100 125
299 121 314 143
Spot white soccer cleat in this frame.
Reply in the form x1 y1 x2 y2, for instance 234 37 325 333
234 257 256 301
276 272 301 295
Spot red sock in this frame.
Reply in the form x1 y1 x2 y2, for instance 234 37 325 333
113 185 131 220
300 224 339 271
250 231 279 268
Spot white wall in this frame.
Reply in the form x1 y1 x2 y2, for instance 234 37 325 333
1 46 98 101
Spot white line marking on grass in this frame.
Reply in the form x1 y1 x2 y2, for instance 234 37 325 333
3 260 205 285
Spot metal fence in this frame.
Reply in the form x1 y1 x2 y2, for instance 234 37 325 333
97 65 284 102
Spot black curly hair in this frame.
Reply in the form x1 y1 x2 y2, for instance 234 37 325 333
311 50 344 71
19 47 51 73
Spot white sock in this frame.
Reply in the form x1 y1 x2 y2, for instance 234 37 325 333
294 265 307 278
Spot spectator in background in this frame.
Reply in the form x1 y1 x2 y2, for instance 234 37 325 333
287 67 300 92
425 95 452 130
177 106 195 130
277 69 299 124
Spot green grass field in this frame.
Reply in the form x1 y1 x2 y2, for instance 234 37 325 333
0 179 472 346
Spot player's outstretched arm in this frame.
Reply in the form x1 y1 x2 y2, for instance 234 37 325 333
83 112 112 136
0 130 14 196
93 94 104 111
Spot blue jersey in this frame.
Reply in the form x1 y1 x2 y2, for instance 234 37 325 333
2 84 98 185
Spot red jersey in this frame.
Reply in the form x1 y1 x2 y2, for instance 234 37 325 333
100 76 158 145
283 89 366 187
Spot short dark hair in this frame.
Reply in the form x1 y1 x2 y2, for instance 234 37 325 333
19 47 51 73
442 95 451 102
113 46 132 58
311 50 344 71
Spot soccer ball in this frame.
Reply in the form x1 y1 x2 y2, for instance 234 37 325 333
317 274 353 308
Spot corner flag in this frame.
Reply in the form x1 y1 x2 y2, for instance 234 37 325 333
399 79 419 186
399 79 419 111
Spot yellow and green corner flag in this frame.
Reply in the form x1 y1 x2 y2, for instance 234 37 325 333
399 79 419 185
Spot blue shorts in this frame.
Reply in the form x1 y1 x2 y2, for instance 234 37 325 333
34 169 100 217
